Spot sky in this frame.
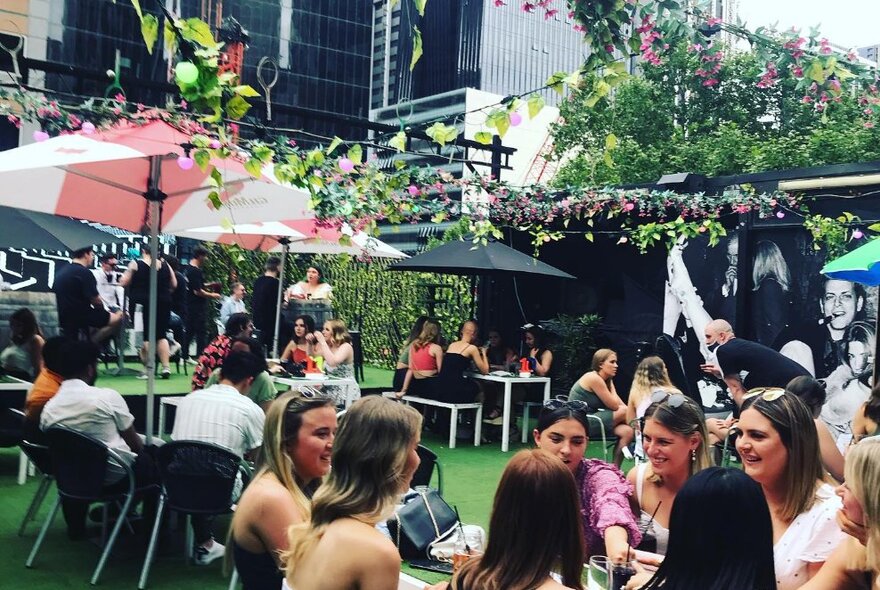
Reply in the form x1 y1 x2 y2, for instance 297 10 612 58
737 0 880 48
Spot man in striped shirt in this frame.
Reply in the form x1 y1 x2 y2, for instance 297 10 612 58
171 350 266 565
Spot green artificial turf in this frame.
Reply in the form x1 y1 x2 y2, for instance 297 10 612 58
90 363 395 396
0 407 626 588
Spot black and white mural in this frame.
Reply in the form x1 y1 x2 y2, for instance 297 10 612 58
662 231 876 443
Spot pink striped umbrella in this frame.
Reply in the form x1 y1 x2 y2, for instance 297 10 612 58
0 120 313 441
0 120 312 233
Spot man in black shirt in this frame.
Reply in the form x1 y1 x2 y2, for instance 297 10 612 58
702 319 810 403
251 256 287 355
53 247 124 343
182 246 220 360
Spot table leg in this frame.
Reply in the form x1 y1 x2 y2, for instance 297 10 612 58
501 383 512 452
158 400 166 437
543 380 551 403
18 449 28 485
449 407 458 449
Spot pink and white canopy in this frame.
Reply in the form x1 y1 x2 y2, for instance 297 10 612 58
175 219 407 259
0 120 314 441
0 120 312 232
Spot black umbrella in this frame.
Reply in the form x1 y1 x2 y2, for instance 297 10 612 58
386 239 576 279
0 205 128 251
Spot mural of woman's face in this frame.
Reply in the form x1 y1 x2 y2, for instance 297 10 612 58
846 339 872 375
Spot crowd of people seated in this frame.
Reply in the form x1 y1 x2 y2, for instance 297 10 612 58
8 283 880 590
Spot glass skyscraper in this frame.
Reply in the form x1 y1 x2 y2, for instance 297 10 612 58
371 0 588 110
3 0 373 143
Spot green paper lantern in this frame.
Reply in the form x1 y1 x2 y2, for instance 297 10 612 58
174 61 199 85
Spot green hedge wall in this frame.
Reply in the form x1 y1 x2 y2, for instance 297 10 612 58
201 244 474 368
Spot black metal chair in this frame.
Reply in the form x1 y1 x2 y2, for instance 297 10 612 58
18 438 54 536
410 444 443 496
139 440 250 589
26 426 156 585
0 406 24 448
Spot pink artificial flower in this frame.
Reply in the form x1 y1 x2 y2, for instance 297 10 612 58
494 0 505 5
865 121 876 129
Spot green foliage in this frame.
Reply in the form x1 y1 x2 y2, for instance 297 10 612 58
200 244 474 370
540 314 603 392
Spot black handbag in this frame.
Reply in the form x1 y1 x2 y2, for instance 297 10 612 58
387 489 459 559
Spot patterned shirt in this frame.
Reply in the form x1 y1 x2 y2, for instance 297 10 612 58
191 334 232 391
574 458 642 557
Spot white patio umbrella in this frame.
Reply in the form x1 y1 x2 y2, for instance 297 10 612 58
175 219 407 356
0 120 313 442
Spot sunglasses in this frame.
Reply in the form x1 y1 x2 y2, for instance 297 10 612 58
650 390 686 408
743 387 786 402
543 395 590 413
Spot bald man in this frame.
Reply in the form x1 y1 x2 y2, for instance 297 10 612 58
702 319 810 402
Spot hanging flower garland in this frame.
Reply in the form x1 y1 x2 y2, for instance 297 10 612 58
0 4 867 257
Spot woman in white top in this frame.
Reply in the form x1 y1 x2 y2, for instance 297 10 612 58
626 392 712 556
287 265 333 301
283 396 422 590
626 356 680 425
800 438 880 590
309 319 360 406
736 388 845 590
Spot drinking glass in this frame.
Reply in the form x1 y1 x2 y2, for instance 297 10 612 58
588 556 610 590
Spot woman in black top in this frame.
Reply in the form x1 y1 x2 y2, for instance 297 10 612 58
121 244 177 378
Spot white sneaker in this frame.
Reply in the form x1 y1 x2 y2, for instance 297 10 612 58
193 540 225 566
136 372 149 380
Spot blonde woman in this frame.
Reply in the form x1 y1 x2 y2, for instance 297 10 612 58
736 390 846 590
398 319 443 398
626 392 712 557
626 356 681 425
230 392 337 589
801 438 880 590
310 319 361 406
283 396 423 590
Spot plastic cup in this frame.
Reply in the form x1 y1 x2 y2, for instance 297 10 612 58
609 559 637 590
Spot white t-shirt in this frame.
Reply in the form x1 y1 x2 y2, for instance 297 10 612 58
41 378 137 482
773 483 846 590
171 384 265 458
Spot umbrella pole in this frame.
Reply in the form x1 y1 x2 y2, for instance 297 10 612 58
272 239 290 358
144 156 163 445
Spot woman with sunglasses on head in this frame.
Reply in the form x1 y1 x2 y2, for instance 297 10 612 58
570 348 635 466
800 438 880 590
626 392 712 557
230 392 337 590
428 450 585 590
533 397 642 562
281 315 316 365
736 389 846 590
283 396 422 590
626 467 776 590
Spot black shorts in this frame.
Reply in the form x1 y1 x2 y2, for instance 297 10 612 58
86 306 111 328
139 300 171 340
